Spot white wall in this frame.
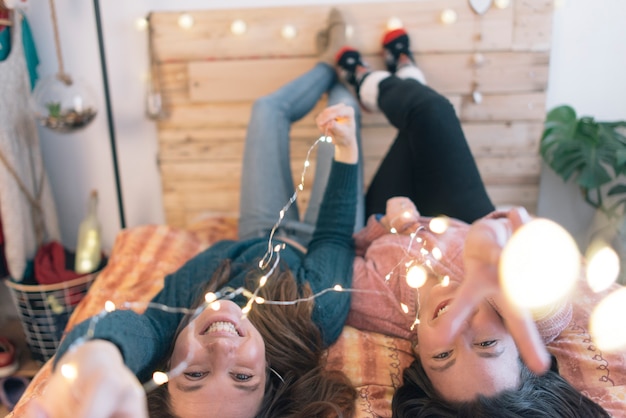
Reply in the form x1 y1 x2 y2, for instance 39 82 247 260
537 0 626 245
16 0 626 251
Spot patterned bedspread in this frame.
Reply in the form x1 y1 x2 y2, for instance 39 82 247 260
8 220 626 418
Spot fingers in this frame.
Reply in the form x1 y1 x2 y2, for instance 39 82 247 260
22 400 50 418
507 206 532 231
496 295 551 374
316 103 358 164
429 273 490 347
315 103 355 130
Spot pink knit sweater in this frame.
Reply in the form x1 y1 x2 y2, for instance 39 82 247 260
347 212 573 346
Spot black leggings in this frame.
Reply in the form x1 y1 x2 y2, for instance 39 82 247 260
365 76 494 223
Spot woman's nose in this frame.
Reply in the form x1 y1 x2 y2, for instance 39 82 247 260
205 337 237 355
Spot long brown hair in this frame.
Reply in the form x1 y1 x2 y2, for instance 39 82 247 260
147 259 356 417
392 357 610 417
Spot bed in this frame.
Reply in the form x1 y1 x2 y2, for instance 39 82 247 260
8 1 626 417
8 220 626 417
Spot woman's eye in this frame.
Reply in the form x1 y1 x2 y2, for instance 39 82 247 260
477 340 497 348
433 351 451 360
184 371 206 380
233 373 253 381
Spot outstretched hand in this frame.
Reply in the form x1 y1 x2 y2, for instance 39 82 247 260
315 103 358 164
23 340 147 418
429 207 552 375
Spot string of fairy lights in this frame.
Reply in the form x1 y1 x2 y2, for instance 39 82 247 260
60 128 626 391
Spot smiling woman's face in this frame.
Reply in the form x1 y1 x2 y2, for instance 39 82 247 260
168 300 267 418
416 278 521 401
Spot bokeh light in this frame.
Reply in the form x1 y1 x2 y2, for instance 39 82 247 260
586 242 620 292
590 287 626 352
440 9 458 25
60 363 78 381
153 371 169 385
387 17 403 30
231 19 247 35
429 217 449 234
499 218 580 310
406 265 428 289
178 13 194 29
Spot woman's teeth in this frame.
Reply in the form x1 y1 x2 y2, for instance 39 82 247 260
436 305 449 318
206 321 239 336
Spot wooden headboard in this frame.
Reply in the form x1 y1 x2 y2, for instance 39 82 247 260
149 0 552 229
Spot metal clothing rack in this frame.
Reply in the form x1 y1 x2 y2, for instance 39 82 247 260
92 0 126 228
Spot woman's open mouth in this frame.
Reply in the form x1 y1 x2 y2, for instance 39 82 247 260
202 320 242 337
433 299 452 320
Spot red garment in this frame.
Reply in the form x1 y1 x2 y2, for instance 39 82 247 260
34 241 82 285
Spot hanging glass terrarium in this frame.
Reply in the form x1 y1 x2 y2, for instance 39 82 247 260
32 74 97 132
32 0 97 133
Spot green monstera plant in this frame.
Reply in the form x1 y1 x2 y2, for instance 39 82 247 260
540 105 626 221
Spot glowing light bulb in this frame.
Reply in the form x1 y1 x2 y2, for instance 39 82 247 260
441 275 450 286
61 364 78 381
401 303 409 314
429 217 449 234
387 17 403 30
178 14 194 29
255 297 265 304
406 265 428 289
499 219 579 310
334 285 343 291
494 0 511 8
431 247 442 260
586 243 619 292
104 300 116 312
242 304 252 314
231 19 247 35
205 292 217 304
345 25 355 40
209 301 221 311
281 25 298 39
590 287 626 352
390 227 398 234
259 275 268 287
153 371 169 385
135 17 148 31
440 9 458 25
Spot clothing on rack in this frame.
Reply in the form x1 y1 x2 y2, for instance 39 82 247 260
0 11 60 281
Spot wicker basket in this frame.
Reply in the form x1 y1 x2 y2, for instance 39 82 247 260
5 273 98 363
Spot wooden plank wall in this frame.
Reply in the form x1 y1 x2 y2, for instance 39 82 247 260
149 0 553 229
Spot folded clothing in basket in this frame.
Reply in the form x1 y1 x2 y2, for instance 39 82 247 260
34 241 86 285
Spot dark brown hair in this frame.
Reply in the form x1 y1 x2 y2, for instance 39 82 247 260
147 259 356 417
392 357 610 418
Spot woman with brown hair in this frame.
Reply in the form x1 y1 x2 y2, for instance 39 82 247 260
24 10 361 418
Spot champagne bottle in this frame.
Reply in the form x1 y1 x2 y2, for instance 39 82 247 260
74 190 102 274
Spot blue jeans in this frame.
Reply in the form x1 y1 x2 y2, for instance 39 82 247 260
239 63 364 246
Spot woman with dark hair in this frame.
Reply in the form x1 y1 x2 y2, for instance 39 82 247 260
25 10 361 418
333 28 610 417
393 356 610 418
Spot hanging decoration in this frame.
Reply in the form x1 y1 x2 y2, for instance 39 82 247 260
145 15 167 120
31 0 97 133
468 0 493 15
